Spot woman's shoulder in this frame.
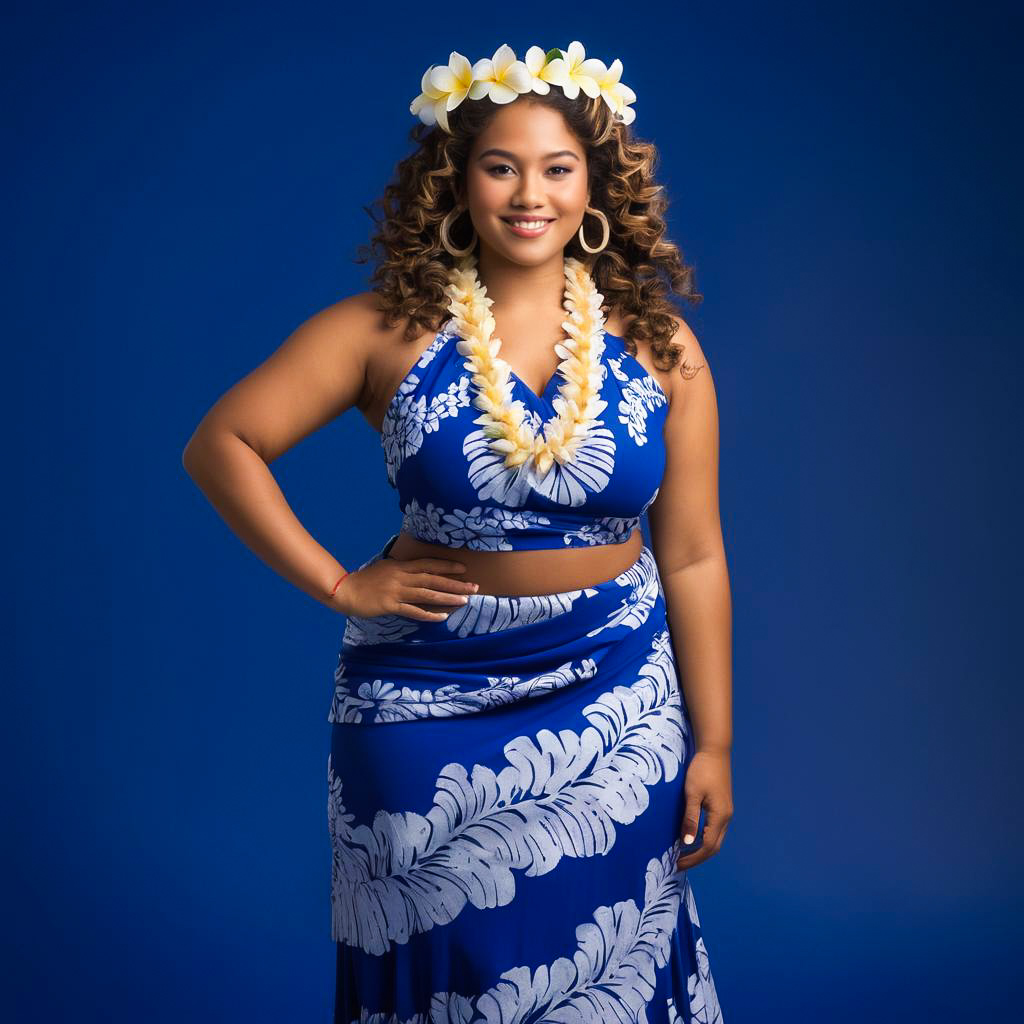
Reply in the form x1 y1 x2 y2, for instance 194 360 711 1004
316 289 390 338
324 290 444 346
322 291 448 431
607 309 706 405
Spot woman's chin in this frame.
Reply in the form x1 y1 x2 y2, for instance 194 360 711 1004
479 235 567 266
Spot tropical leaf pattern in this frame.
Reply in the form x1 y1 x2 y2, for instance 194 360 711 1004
339 580 599 646
561 516 642 545
379 325 667 550
608 354 669 448
333 322 721 1020
327 629 685 954
331 546 665 722
618 377 669 447
683 885 725 1023
329 656 599 724
400 498 553 550
381 329 471 485
584 545 664 638
558 484 660 548
343 842 722 1024
342 613 423 648
462 424 618 509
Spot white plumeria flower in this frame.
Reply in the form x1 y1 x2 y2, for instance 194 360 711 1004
523 45 565 95
469 44 533 104
411 51 476 132
595 58 637 124
409 65 446 127
556 40 605 100
411 44 638 132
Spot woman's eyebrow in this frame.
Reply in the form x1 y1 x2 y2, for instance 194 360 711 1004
477 148 581 162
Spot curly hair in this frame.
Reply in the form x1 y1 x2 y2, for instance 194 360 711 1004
354 88 702 372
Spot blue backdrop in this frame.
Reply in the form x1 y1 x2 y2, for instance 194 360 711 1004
6 1 1020 1020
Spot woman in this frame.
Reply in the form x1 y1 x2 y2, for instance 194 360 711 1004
184 42 731 1024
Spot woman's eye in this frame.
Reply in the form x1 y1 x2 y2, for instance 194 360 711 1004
486 165 572 177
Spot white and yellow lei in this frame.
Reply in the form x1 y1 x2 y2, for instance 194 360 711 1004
443 254 610 479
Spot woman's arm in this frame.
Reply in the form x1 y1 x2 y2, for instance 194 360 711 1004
647 317 732 751
646 316 734 863
181 293 381 610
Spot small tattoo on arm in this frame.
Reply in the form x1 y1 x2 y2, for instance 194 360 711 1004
676 346 705 381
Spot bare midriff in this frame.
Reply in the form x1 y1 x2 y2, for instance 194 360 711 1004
386 528 645 601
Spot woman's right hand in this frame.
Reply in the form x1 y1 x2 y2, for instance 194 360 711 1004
330 556 479 621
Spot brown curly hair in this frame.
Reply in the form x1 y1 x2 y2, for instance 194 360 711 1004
354 88 702 372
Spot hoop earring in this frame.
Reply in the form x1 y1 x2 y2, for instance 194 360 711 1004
440 207 478 258
578 205 610 254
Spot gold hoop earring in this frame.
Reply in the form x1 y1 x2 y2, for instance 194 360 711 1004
440 207 478 258
577 205 610 254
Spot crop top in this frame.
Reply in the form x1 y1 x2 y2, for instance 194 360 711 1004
379 317 669 551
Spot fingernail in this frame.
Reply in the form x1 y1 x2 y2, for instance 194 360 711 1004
683 833 695 844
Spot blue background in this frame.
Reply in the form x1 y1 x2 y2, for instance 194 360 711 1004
6 1 1021 1020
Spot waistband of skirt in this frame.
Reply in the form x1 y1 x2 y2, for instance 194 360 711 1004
339 531 665 657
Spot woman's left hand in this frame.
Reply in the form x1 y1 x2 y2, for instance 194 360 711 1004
676 748 734 870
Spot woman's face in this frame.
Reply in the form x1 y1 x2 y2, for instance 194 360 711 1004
464 100 589 267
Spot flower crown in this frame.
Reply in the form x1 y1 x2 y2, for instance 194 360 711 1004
410 41 636 134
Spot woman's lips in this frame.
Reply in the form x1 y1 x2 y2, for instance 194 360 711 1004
501 217 554 238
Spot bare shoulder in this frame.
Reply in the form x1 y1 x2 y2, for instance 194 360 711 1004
183 289 393 464
665 313 711 390
294 289 441 432
610 310 711 410
308 289 389 349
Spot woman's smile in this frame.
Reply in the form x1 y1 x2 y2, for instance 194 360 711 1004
500 216 555 238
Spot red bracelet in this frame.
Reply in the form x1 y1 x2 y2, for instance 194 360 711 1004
329 570 350 597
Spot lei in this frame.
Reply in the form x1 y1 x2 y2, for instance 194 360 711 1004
443 255 609 478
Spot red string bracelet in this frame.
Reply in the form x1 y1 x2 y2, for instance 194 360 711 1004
329 570 350 597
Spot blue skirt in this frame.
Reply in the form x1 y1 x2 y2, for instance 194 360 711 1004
327 533 724 1024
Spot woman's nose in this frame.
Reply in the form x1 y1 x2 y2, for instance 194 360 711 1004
513 174 547 206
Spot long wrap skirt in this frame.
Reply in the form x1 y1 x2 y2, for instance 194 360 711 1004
327 532 724 1024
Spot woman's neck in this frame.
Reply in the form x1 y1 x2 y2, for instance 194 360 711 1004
474 246 569 322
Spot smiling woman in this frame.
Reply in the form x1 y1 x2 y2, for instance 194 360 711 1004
183 39 731 1024
484 144 579 236
361 90 695 601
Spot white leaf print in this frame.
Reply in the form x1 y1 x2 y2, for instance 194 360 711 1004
617 377 668 448
342 612 423 647
525 426 617 506
441 584 599 637
329 658 598 724
349 841 693 1024
339 567 601 645
401 498 553 551
328 630 686 954
586 545 663 638
381 330 470 484
607 354 631 382
561 517 640 546
463 429 536 506
462 843 687 1024
463 426 617 508
686 887 724 1024
350 1012 430 1024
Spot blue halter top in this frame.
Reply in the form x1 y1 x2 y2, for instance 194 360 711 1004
380 317 669 551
